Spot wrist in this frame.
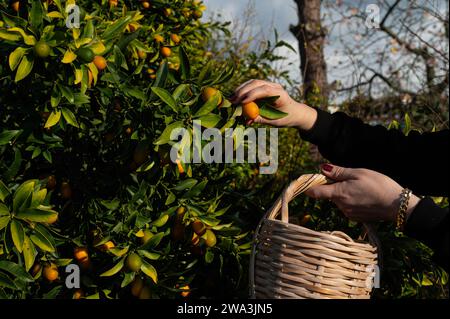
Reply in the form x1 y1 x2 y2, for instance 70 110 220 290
293 102 317 131
394 189 419 231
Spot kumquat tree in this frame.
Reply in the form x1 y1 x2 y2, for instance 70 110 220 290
0 0 448 302
0 0 262 299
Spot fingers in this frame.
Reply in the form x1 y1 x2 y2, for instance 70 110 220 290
320 163 356 182
305 184 337 200
238 86 274 104
231 80 278 104
234 79 255 93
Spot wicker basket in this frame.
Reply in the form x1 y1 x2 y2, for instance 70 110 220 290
249 174 379 299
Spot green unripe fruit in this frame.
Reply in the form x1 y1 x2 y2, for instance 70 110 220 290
34 42 51 58
77 47 95 63
126 253 143 272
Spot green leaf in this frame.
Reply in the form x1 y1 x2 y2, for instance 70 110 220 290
259 105 288 120
183 180 208 198
61 49 77 64
140 261 158 283
50 85 61 108
83 20 95 39
124 87 146 101
154 121 184 145
31 147 42 159
42 150 52 163
100 258 124 277
121 272 135 288
100 199 120 211
9 47 28 71
15 207 58 223
0 203 9 216
151 87 178 113
116 29 141 51
101 15 132 40
139 232 164 250
198 60 212 84
0 130 21 146
173 84 190 101
15 54 34 82
4 148 22 181
44 110 61 128
22 236 36 271
178 46 190 80
0 261 34 282
42 285 62 299
31 188 47 207
13 180 35 213
197 114 221 128
34 224 56 247
193 93 220 117
10 220 25 253
138 250 160 261
198 216 220 227
1 11 27 28
30 0 44 30
58 85 75 104
61 107 79 128
173 179 197 191
136 160 155 173
404 113 411 135
0 181 11 203
7 28 36 45
0 30 21 42
151 60 168 90
113 45 128 70
165 192 176 206
0 214 10 232
0 273 17 290
30 231 55 252
212 205 230 217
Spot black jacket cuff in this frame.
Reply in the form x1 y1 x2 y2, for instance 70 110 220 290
405 197 447 239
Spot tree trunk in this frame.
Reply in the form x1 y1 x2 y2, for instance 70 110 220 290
290 0 328 106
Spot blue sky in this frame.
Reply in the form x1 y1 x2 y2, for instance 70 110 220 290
203 0 301 81
202 0 449 103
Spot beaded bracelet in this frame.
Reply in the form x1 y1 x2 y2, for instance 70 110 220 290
396 188 412 231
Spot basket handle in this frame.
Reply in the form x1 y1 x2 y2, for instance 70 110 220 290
269 174 331 223
249 173 382 298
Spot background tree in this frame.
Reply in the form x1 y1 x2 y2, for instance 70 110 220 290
290 0 329 106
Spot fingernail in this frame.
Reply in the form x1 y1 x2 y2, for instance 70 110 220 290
321 163 333 172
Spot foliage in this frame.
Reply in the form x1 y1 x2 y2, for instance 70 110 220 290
0 0 256 299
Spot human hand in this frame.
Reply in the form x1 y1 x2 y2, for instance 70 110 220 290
230 79 318 131
305 164 420 223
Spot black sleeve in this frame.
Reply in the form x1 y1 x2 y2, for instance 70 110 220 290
299 108 449 197
405 198 449 272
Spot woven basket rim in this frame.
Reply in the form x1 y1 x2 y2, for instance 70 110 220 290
263 218 377 251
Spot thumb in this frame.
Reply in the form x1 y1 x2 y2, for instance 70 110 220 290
252 115 272 125
320 163 355 182
305 184 337 200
